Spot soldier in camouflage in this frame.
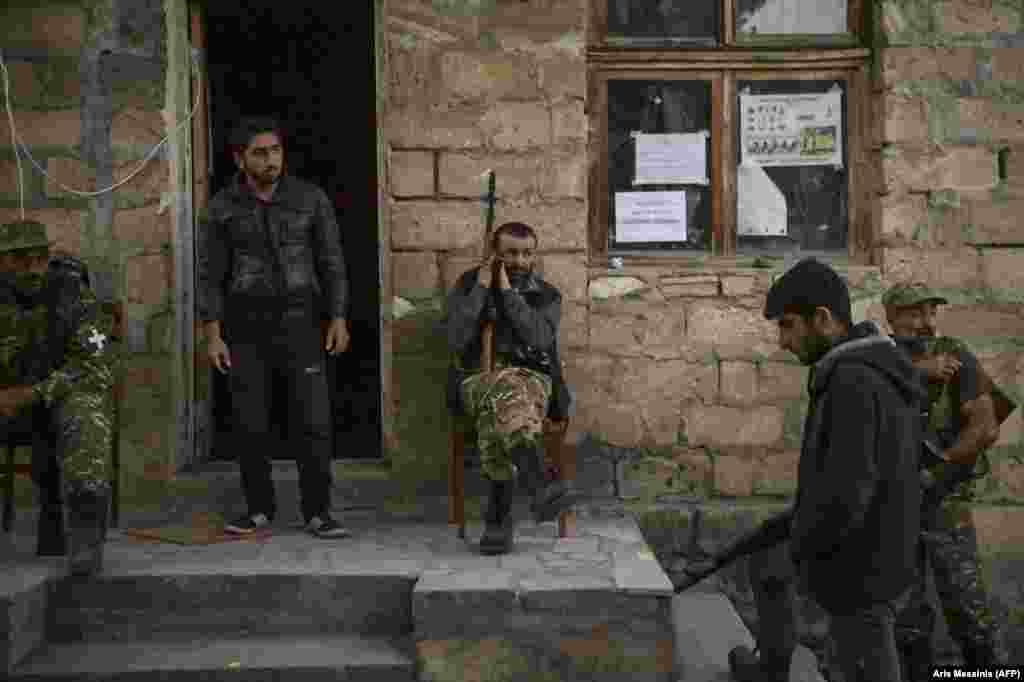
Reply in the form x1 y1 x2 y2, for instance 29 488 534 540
0 220 117 575
447 221 575 555
884 282 1014 677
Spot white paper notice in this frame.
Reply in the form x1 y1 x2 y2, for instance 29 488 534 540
740 91 843 167
634 132 708 186
738 161 788 237
615 191 687 243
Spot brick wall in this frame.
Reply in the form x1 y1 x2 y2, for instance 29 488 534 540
0 0 178 503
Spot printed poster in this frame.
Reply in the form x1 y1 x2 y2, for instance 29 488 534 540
615 191 687 243
633 132 709 186
740 91 843 167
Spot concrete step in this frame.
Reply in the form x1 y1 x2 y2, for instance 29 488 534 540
11 633 417 681
0 560 62 676
48 572 416 643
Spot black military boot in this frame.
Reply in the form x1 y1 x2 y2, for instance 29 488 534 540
479 479 514 555
65 483 110 576
900 637 936 682
728 646 790 682
513 445 577 523
960 639 1005 669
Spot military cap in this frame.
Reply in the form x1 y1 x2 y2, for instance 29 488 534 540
882 282 949 308
0 220 52 253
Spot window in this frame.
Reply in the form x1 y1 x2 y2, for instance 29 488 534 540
589 0 870 260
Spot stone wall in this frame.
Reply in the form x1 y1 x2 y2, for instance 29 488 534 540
1 0 180 505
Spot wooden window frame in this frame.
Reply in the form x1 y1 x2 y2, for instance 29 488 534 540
587 0 873 264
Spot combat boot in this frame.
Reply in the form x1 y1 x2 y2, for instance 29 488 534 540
65 483 110 576
479 479 514 555
899 637 936 682
513 445 577 523
728 646 789 682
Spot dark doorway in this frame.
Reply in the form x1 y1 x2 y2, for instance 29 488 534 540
203 2 381 459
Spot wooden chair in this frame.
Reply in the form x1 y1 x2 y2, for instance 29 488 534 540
3 301 124 533
448 318 576 540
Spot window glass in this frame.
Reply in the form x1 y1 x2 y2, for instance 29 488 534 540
736 0 847 36
736 79 847 255
608 80 713 252
607 0 720 46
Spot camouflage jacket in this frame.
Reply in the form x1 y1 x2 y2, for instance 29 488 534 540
0 255 117 413
197 174 348 333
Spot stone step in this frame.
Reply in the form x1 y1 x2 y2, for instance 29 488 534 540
47 572 416 643
0 560 62 676
10 633 417 681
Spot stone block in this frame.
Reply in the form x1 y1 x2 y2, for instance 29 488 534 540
538 56 585 100
588 300 688 353
438 152 541 198
2 4 86 54
44 157 94 197
672 446 713 493
537 252 588 302
757 362 807 404
389 150 435 197
753 449 799 496
114 158 169 204
981 248 1024 296
125 254 170 305
881 246 983 290
385 107 486 149
937 0 1021 34
560 301 588 349
661 275 720 298
540 154 586 200
883 146 997 194
552 100 586 144
480 102 551 150
390 200 485 250
685 405 785 449
0 207 83 256
873 192 928 247
967 199 1024 244
385 33 442 110
0 109 81 149
712 449 758 497
4 60 41 104
111 108 164 151
720 361 757 406
113 207 171 252
721 276 755 297
686 300 777 357
958 98 1024 144
440 50 539 102
0 160 23 198
990 48 1024 83
936 303 1024 340
877 48 976 90
1008 144 1024 198
392 251 441 300
878 95 929 144
495 199 586 250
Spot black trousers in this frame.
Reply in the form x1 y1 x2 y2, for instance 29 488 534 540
228 315 333 522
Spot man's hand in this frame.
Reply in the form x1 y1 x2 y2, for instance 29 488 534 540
0 385 35 418
918 352 961 382
207 337 232 374
669 554 720 593
496 260 511 290
325 318 350 355
476 256 494 289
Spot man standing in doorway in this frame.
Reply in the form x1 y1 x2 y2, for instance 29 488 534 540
198 116 351 539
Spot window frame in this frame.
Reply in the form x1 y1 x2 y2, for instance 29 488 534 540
587 0 873 264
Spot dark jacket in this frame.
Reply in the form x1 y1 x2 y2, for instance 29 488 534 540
446 267 571 419
789 320 927 614
197 174 348 336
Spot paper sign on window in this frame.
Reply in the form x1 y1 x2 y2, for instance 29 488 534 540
615 191 687 243
740 91 843 168
633 132 709 186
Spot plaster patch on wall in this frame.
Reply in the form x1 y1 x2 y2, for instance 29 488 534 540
388 296 416 320
589 277 647 301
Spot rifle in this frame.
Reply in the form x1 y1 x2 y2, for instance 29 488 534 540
672 508 794 593
481 170 497 367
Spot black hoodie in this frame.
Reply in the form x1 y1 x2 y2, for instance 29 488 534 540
789 321 927 615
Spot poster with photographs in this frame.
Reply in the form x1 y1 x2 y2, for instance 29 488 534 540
740 90 843 168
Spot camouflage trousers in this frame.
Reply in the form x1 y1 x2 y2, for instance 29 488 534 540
26 389 113 494
459 364 552 482
895 498 1006 664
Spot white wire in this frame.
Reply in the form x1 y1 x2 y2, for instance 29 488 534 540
0 47 202 200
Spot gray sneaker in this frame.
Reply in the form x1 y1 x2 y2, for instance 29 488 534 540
225 513 271 535
305 515 351 539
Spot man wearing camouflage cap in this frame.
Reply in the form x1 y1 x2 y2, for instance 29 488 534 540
0 220 117 575
884 281 1015 676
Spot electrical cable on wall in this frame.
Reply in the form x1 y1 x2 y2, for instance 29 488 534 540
0 47 202 212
